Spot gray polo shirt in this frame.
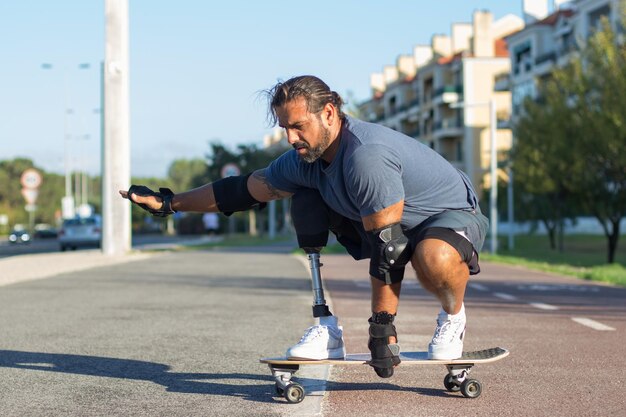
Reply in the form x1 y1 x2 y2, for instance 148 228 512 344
265 116 477 230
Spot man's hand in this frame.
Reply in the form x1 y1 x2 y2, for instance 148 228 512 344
119 185 176 217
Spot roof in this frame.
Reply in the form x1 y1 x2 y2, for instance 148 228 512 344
527 8 575 28
436 36 510 64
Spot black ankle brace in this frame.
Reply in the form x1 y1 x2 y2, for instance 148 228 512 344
368 313 401 378
371 311 395 324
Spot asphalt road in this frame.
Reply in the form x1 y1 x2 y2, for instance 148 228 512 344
319 256 626 416
0 246 624 416
0 247 315 417
0 234 199 259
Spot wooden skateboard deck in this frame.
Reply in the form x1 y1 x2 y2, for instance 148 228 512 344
261 347 509 403
261 346 508 366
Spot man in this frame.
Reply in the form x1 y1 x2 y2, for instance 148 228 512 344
120 75 488 378
202 212 219 235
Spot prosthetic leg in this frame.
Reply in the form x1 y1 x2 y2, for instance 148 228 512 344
280 190 346 362
303 247 332 318
290 189 335 319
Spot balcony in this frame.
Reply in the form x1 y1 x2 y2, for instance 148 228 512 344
512 58 533 77
433 117 464 138
494 73 510 92
404 127 421 139
497 118 511 129
433 85 463 105
396 97 420 113
534 52 557 75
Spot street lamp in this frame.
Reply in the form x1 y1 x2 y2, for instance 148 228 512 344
450 99 498 254
41 62 91 218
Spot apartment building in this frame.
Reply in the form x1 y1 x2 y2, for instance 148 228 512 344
506 0 622 120
359 11 524 193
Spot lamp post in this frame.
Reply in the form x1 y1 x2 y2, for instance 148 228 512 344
41 62 91 218
450 99 498 254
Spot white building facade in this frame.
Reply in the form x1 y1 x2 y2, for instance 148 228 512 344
359 11 524 193
506 0 622 121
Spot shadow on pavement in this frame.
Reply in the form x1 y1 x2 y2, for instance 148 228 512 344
0 350 283 402
0 350 458 401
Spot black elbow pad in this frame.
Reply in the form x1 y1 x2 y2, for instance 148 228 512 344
212 173 266 216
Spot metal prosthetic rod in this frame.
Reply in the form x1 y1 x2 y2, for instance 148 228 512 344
303 247 332 318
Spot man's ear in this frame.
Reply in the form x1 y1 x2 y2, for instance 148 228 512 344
321 102 336 127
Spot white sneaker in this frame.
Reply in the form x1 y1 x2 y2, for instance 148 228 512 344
428 304 466 360
286 316 346 360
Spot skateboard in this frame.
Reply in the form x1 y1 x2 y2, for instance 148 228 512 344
260 347 509 403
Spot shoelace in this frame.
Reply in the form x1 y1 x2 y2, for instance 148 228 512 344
432 318 464 343
298 325 326 343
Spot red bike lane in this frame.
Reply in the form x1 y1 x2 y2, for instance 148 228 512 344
316 254 626 417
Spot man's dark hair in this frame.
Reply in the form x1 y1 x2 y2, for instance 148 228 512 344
264 75 345 125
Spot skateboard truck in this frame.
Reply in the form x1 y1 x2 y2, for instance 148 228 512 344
303 247 332 318
444 364 482 398
267 363 305 403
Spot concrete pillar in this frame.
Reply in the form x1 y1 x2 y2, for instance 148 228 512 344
102 0 131 255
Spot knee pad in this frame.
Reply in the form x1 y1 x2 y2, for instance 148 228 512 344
368 312 401 378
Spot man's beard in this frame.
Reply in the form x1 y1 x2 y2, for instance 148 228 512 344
295 127 331 164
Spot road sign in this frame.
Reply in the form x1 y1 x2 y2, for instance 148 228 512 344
221 163 241 178
25 204 37 212
21 188 39 204
21 169 42 189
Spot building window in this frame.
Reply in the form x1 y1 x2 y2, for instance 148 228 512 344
588 4 611 34
512 80 535 114
388 96 397 115
513 41 532 75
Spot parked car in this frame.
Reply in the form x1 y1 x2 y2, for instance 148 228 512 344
34 223 58 239
9 230 31 244
58 215 101 251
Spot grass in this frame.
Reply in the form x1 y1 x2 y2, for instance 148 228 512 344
175 232 626 287
179 233 293 250
324 234 626 287
481 234 626 287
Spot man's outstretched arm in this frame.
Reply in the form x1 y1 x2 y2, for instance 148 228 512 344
119 168 292 214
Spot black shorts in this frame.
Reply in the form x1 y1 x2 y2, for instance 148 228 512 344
290 189 489 281
407 208 489 276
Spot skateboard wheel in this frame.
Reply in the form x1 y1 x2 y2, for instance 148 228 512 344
443 374 460 392
284 383 305 404
460 379 482 398
274 383 284 396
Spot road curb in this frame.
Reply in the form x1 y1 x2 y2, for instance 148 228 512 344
0 250 154 287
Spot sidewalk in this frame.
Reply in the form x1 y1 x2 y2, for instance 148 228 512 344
0 250 154 287
0 236 221 288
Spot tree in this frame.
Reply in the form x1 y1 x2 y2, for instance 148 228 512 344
0 158 68 228
562 14 626 263
167 158 207 192
513 88 578 250
204 141 283 235
513 12 626 262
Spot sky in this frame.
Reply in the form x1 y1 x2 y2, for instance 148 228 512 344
0 0 528 179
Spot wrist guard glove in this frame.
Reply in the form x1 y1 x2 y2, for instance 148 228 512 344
127 185 176 217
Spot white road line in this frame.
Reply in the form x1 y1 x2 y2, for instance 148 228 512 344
529 302 559 311
571 317 616 331
493 292 518 301
468 283 489 292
